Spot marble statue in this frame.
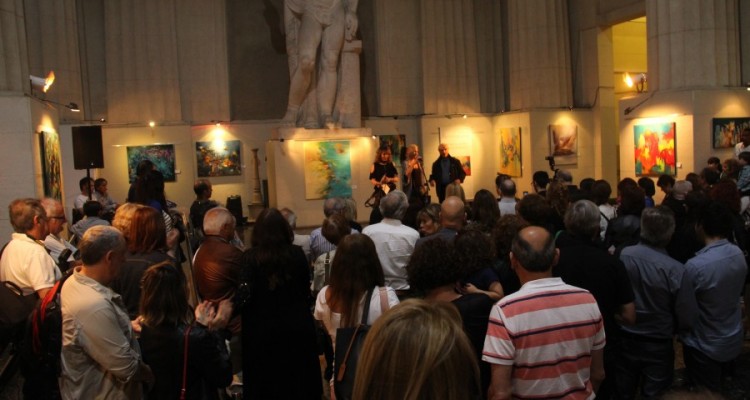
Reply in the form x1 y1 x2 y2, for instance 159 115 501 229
282 0 359 129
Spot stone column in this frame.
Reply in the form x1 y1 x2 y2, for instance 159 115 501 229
647 0 740 90
507 0 572 110
334 40 362 128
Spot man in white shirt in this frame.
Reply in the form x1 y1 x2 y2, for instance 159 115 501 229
73 177 94 212
362 190 419 295
41 198 77 267
0 198 61 298
496 175 517 216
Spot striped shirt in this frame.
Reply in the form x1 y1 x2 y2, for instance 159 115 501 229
483 277 605 399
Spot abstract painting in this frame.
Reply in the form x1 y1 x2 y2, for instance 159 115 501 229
458 155 472 176
127 144 176 182
499 127 521 177
712 117 750 148
39 131 63 200
549 124 578 165
634 123 676 176
196 140 242 177
304 141 352 199
378 134 406 175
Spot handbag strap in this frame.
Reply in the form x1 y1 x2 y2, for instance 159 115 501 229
324 252 331 284
336 287 375 383
379 287 390 314
180 325 193 400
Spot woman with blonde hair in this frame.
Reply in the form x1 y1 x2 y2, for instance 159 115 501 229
353 299 481 400
403 144 429 228
111 202 145 237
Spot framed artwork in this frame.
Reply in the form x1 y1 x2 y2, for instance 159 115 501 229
549 124 578 165
304 140 352 200
459 155 472 176
634 122 676 176
499 127 521 177
378 134 406 175
39 131 63 200
126 144 176 182
712 117 750 148
196 140 242 177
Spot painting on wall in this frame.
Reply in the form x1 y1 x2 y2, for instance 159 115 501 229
712 117 750 148
378 134 406 174
39 131 63 200
127 144 176 182
634 122 676 176
304 141 352 200
196 140 242 177
458 155 472 176
499 127 521 177
549 124 578 165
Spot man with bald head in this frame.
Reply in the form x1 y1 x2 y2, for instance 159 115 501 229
483 226 605 400
415 196 466 248
193 207 243 307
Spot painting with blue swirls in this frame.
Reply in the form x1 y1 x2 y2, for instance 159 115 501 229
304 141 352 200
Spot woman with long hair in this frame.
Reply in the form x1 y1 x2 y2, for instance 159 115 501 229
368 144 400 224
353 299 481 400
111 206 177 319
240 208 322 399
466 189 500 234
403 144 428 228
139 261 232 400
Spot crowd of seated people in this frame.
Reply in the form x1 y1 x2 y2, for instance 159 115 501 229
2 149 750 400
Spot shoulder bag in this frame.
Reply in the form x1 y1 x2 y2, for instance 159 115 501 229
333 287 390 400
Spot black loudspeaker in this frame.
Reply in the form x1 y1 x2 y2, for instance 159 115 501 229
71 125 104 169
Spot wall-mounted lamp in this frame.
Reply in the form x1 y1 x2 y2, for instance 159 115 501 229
445 113 468 119
210 120 228 127
746 82 750 91
149 121 156 128
30 71 55 93
624 72 647 93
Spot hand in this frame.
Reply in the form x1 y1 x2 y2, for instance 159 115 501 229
208 299 233 331
429 180 436 187
461 283 480 294
345 13 358 41
454 179 462 184
131 317 143 334
166 228 180 248
195 301 217 326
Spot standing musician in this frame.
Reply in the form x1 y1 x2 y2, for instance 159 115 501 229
403 144 429 229
367 145 400 224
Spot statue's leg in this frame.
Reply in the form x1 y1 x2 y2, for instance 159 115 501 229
317 8 345 127
283 14 324 124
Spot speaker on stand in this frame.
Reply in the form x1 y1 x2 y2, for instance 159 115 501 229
71 126 104 204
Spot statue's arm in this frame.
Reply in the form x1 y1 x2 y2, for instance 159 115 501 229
344 0 359 40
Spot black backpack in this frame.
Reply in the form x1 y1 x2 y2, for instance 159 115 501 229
18 270 72 400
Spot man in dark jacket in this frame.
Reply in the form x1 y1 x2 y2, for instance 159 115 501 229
429 143 466 203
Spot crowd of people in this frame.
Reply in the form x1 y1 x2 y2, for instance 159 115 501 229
0 137 749 399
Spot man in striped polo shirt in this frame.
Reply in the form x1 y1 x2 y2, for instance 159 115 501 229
482 226 605 399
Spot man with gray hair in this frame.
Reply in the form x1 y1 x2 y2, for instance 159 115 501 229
60 225 153 399
363 190 419 296
1 198 61 298
617 206 695 399
41 198 77 269
553 199 636 398
194 207 242 307
496 176 517 216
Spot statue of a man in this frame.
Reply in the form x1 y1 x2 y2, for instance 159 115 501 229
282 0 359 128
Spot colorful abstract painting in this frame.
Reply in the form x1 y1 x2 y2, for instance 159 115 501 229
458 155 472 176
499 127 521 177
126 144 176 182
712 117 750 148
304 141 352 199
549 124 578 165
634 123 676 176
39 131 63 200
196 140 242 177
378 134 406 176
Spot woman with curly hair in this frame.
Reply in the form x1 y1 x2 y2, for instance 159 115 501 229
490 215 527 297
406 238 494 394
455 229 503 301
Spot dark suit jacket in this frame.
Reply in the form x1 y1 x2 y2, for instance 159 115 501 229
429 155 466 185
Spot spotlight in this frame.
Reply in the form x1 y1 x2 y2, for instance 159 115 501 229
30 71 55 93
149 121 155 128
68 102 80 112
462 114 467 119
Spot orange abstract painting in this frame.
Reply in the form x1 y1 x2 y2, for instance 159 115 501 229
634 123 676 176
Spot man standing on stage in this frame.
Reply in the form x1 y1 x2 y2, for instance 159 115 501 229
429 143 466 203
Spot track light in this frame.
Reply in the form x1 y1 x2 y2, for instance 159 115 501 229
43 99 80 113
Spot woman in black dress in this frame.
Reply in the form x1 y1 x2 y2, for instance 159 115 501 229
403 144 428 229
240 208 322 399
368 145 400 224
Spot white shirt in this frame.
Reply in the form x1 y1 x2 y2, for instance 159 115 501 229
44 234 77 262
598 203 616 241
73 194 90 211
314 285 399 348
362 218 419 290
498 197 517 216
0 233 61 295
735 142 750 158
